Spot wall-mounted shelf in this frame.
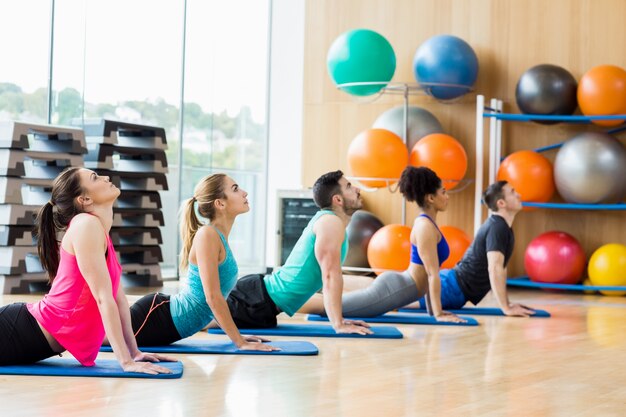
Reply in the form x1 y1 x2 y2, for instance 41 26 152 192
476 95 626 293
507 276 626 293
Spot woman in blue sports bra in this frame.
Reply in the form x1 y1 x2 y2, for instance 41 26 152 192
301 166 466 323
124 174 279 351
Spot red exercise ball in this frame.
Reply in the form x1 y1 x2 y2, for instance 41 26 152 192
497 150 555 205
577 65 626 127
439 225 471 269
409 133 467 190
347 128 408 188
367 224 411 275
524 231 586 284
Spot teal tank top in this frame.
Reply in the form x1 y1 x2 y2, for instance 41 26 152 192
170 226 238 338
264 210 348 316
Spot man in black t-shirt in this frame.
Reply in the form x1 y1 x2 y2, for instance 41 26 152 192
416 180 536 317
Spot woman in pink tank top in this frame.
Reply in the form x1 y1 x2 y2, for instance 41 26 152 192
0 167 174 374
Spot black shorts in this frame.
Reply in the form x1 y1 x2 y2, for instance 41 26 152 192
0 303 57 365
226 274 280 329
130 293 182 347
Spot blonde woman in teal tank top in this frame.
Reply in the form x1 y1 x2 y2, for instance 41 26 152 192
128 174 279 352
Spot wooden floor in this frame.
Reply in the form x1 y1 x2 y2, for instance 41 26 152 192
2 285 626 417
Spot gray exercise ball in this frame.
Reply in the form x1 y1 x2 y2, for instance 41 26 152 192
344 210 384 268
554 132 626 203
515 64 578 125
372 105 444 151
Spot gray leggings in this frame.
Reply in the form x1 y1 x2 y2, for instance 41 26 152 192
342 271 421 317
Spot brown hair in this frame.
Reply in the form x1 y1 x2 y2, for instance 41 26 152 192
34 167 84 283
178 173 227 271
312 170 343 209
482 180 508 211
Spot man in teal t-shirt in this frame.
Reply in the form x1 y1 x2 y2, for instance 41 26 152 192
222 170 372 335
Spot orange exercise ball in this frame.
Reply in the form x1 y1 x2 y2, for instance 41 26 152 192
497 150 555 204
409 133 468 190
577 65 626 127
439 226 471 269
347 128 408 188
367 224 411 274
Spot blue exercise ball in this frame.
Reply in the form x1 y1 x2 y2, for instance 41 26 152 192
327 29 396 97
516 64 578 125
413 34 479 100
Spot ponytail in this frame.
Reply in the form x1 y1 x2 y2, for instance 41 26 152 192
178 197 203 271
33 167 83 283
178 173 227 271
35 202 60 283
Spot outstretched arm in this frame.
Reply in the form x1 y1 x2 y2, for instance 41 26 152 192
415 220 465 323
315 215 371 335
72 215 172 374
196 227 278 351
487 251 534 317
114 286 176 363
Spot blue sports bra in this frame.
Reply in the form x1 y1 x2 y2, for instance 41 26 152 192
410 214 450 266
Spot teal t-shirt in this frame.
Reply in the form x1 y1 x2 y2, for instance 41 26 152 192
170 227 238 338
264 210 348 316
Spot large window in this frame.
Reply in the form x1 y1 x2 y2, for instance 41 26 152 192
51 0 185 275
181 0 270 270
0 1 51 123
0 0 271 277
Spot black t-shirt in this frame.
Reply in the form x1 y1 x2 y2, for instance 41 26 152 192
453 215 515 305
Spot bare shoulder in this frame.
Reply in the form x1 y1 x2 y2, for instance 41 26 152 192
412 216 437 234
195 224 217 238
313 213 344 234
317 212 343 226
193 224 221 247
64 213 106 253
70 212 101 228
66 213 105 240
191 225 223 266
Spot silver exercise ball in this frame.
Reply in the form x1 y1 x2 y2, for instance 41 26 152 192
554 132 626 204
344 210 384 269
372 105 444 151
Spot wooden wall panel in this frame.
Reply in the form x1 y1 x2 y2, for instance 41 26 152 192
302 0 626 276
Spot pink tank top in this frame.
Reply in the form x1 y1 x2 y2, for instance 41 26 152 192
27 217 122 366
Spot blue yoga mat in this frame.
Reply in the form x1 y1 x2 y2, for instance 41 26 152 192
208 324 403 339
101 340 318 356
0 358 183 378
307 313 478 326
397 306 551 317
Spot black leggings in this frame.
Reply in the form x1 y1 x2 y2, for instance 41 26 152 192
0 303 57 365
130 293 182 347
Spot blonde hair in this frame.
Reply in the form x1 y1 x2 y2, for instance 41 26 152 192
178 173 227 271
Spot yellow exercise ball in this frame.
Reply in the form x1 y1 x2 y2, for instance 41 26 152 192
588 243 626 296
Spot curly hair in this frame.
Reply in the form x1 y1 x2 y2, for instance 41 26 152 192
398 166 442 207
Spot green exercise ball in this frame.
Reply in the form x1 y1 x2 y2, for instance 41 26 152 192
327 29 396 96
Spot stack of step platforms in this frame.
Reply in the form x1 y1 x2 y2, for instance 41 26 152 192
0 121 87 293
81 119 167 288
